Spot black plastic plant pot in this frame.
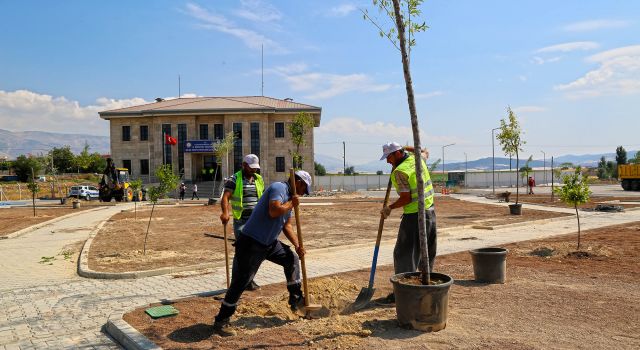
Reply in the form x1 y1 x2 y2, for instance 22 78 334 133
390 272 453 332
509 203 522 215
470 247 509 283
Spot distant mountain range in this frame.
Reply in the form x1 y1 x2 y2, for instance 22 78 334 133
0 129 110 159
315 151 638 174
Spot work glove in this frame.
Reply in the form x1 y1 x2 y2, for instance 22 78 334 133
380 205 391 219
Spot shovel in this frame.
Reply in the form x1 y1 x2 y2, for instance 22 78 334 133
289 168 322 315
223 223 230 289
350 177 393 311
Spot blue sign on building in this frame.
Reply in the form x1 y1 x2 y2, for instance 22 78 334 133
184 140 218 153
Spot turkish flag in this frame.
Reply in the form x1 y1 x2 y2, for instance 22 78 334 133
165 134 178 145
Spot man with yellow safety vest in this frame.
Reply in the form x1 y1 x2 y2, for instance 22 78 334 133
379 142 437 304
220 154 265 291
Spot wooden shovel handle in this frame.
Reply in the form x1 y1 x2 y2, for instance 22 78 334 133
289 168 310 307
223 223 230 289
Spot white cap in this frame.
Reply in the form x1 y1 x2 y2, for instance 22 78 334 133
380 142 403 160
294 170 312 195
243 154 260 169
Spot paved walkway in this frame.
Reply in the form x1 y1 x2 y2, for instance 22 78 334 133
1 201 639 349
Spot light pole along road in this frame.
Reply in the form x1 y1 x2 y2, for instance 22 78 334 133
442 143 455 186
491 127 500 194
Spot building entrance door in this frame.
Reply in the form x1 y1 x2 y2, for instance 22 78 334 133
202 155 220 181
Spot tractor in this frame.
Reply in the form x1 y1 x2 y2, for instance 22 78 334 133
99 167 137 202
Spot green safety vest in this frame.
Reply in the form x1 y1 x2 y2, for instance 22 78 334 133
391 154 434 214
231 170 265 219
201 168 207 175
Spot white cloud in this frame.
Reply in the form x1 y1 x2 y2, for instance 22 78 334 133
265 63 393 99
562 19 630 32
233 0 282 22
329 4 357 17
512 106 547 113
536 41 600 53
316 117 458 148
554 45 640 98
184 3 287 54
0 90 147 135
415 91 443 99
532 56 561 65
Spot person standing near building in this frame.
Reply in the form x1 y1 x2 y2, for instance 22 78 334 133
220 154 264 291
379 142 437 304
179 183 186 201
212 170 312 337
528 176 535 195
191 183 199 200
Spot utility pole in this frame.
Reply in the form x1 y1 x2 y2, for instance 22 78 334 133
551 156 554 201
541 150 546 185
464 152 468 188
343 141 346 175
178 75 181 98
442 143 455 184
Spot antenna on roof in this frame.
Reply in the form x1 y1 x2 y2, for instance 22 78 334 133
261 44 264 96
178 75 181 98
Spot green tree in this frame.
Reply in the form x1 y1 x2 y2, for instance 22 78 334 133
344 166 357 175
553 167 591 250
615 146 627 165
74 142 92 173
560 162 575 170
0 158 11 171
49 146 75 173
143 165 180 255
496 107 526 205
288 112 315 169
27 175 39 217
314 162 326 176
129 178 143 219
631 151 640 164
87 153 107 173
213 131 236 196
596 156 607 179
365 0 431 283
606 161 616 179
12 155 44 182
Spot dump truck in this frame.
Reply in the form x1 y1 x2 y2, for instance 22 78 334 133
99 167 135 202
619 164 640 191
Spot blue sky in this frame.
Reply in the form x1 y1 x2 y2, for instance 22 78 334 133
1 0 639 164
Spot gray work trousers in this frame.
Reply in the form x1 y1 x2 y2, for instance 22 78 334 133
394 206 437 274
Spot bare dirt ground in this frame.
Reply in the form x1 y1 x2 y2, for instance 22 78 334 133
0 201 110 237
515 194 640 209
124 222 640 349
89 196 570 272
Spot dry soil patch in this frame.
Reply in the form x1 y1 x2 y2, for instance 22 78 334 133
90 197 569 272
124 222 640 349
0 204 101 237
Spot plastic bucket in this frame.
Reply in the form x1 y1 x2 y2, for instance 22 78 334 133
470 247 508 283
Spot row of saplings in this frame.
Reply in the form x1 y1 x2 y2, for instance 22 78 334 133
385 109 592 331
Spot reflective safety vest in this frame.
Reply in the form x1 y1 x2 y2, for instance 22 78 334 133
231 171 265 219
391 154 434 214
201 168 207 175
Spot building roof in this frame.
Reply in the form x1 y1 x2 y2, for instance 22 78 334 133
99 96 321 124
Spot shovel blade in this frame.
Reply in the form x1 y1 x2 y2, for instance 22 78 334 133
350 287 375 312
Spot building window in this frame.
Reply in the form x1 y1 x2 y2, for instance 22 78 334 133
275 122 285 138
276 157 285 172
140 159 149 175
233 123 243 172
162 124 172 165
122 126 131 141
250 122 260 157
178 123 187 175
139 125 148 141
214 124 224 140
199 124 208 140
122 159 132 174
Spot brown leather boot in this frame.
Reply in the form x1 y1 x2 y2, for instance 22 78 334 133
212 320 237 337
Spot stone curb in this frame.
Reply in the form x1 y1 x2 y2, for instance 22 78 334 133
0 205 109 240
105 316 162 350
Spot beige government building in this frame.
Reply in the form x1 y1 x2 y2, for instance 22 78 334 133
99 96 321 186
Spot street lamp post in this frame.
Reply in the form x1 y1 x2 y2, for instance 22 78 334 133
464 152 468 188
442 143 455 185
541 150 546 185
491 127 500 194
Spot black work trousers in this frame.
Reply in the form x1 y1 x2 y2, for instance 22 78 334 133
394 207 437 274
214 234 303 322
